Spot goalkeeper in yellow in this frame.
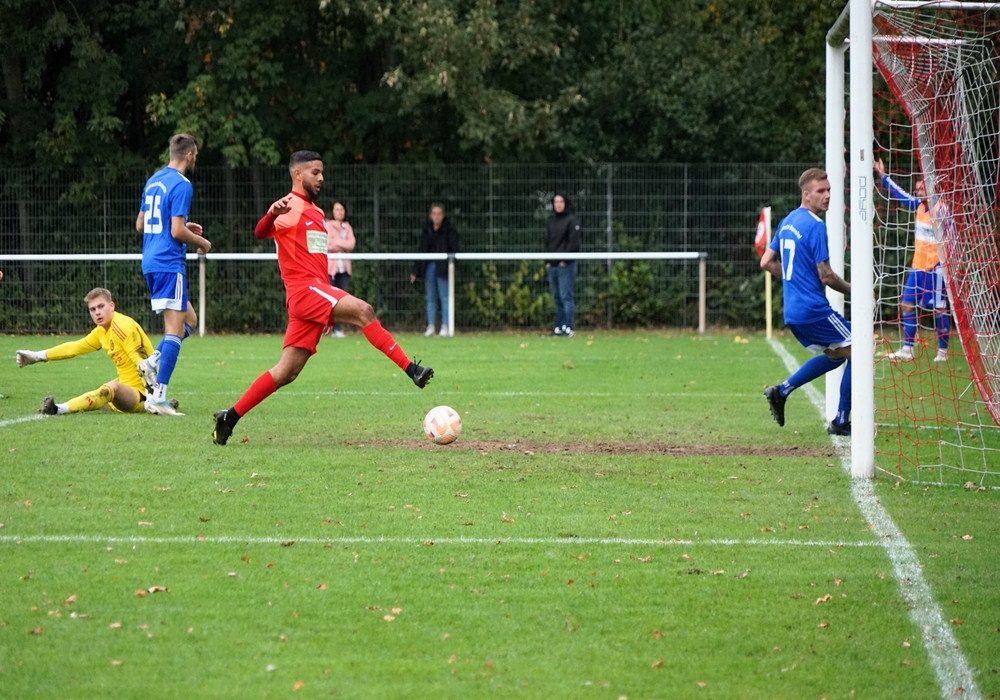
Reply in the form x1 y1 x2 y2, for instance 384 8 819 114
14 288 179 415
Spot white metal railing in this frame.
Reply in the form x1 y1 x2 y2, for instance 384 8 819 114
0 251 708 335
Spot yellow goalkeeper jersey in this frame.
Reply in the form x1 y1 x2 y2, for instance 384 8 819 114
46 312 154 394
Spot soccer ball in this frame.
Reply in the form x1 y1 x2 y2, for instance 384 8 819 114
423 405 462 445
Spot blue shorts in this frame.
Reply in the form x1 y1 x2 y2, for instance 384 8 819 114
901 268 947 310
144 272 188 313
787 312 852 353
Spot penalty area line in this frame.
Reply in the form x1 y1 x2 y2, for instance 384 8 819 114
0 534 878 548
767 337 980 700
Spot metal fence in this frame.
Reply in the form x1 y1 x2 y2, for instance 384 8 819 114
0 162 810 335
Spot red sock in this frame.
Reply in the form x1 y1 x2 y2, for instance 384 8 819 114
233 371 278 417
362 320 411 371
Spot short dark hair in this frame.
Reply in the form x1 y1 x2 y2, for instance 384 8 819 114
289 150 322 173
169 134 198 161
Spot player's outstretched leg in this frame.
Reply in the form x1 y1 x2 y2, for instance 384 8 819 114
336 295 434 389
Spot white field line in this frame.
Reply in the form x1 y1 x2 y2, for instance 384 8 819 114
0 414 46 429
767 337 980 699
0 534 877 548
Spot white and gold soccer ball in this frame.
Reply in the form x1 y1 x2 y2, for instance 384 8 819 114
423 405 462 445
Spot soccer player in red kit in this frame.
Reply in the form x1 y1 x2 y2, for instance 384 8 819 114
212 150 433 445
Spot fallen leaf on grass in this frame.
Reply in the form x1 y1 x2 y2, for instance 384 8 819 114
653 629 662 640
147 586 168 594
818 622 830 628
961 534 973 541
30 627 43 635
317 583 327 590
199 516 210 522
111 660 124 666
383 614 395 622
63 595 77 606
902 638 911 648
696 681 707 688
816 594 833 604
651 659 664 668
735 569 750 580
281 541 295 547
712 570 725 576
951 618 965 626
109 622 122 629
293 680 304 691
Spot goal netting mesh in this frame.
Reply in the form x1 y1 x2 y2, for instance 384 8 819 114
869 3 1000 486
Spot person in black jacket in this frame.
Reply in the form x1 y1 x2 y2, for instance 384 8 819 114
411 203 460 336
545 193 582 336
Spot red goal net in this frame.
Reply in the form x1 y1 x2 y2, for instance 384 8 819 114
869 3 1000 484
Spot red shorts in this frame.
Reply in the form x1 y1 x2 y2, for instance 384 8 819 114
284 283 349 354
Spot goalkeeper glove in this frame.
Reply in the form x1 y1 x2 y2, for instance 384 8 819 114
15 350 47 368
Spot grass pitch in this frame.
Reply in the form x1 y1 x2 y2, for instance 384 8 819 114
1 330 997 699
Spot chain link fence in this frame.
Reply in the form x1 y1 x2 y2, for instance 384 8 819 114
0 162 810 335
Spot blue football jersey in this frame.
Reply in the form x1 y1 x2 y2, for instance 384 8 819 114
769 206 834 325
140 167 193 274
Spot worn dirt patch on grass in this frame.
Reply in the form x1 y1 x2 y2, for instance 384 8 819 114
345 439 836 459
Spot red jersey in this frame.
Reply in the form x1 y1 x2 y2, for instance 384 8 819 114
255 192 329 291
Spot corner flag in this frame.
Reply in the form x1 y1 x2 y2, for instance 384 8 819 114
754 208 771 257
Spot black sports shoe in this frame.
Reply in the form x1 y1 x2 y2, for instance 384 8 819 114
763 385 786 427
827 420 852 436
213 409 233 446
169 399 180 411
39 395 57 415
409 363 434 389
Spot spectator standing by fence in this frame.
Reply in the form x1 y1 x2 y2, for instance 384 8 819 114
545 192 581 337
325 201 355 338
411 203 459 337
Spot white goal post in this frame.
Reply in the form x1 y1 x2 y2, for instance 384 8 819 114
827 0 1000 479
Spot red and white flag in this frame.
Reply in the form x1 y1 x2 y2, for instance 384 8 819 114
754 207 771 258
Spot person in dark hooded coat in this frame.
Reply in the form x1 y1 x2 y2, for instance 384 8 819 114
544 192 581 336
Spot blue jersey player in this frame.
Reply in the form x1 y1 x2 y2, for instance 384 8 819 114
134 134 212 416
760 168 853 436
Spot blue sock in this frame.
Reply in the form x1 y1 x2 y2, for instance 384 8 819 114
780 354 845 397
836 360 852 425
902 311 917 347
184 323 193 339
936 312 949 350
156 334 183 386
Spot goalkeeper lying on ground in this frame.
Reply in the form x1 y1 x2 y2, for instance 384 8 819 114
15 287 178 416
